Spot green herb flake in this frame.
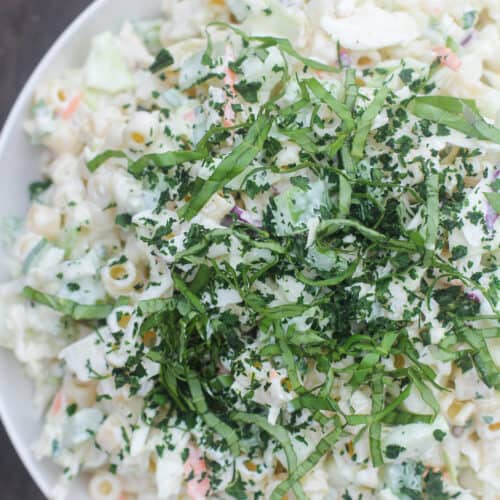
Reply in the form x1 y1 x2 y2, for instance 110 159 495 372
234 81 262 103
384 444 406 459
451 245 468 260
290 176 310 191
226 473 247 500
66 403 78 416
399 68 414 84
29 179 52 201
149 48 174 73
115 213 133 228
433 429 447 442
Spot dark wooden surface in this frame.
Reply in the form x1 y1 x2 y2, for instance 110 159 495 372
0 2 92 497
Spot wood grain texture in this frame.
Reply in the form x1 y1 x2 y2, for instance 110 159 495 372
0 1 92 498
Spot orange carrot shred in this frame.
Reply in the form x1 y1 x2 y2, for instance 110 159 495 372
61 94 81 120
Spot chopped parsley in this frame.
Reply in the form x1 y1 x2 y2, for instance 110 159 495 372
29 179 52 201
433 429 446 442
66 403 78 416
384 444 406 459
149 48 174 73
115 213 133 228
234 81 263 103
290 176 310 191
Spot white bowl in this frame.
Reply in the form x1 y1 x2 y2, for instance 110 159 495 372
0 0 163 497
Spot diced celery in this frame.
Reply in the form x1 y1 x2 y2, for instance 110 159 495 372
84 32 135 94
133 19 163 55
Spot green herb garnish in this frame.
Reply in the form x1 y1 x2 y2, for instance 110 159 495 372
149 48 174 73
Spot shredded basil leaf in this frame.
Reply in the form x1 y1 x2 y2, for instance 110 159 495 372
179 114 272 220
87 150 128 172
129 150 207 177
408 96 500 144
22 287 113 320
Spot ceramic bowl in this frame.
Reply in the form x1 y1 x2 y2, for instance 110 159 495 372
0 0 163 496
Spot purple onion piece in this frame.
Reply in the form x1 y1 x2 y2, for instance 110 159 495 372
485 206 499 232
461 31 475 47
339 49 352 68
466 291 481 303
231 206 263 228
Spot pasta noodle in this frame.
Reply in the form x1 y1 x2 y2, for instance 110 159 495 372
88 472 122 500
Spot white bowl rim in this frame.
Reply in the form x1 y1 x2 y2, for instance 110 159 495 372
0 1 114 496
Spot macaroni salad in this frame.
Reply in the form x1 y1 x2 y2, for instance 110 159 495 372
1 0 500 499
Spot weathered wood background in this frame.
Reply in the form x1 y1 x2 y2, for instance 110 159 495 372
0 1 91 497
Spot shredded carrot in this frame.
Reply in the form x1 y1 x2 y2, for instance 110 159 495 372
50 390 64 415
313 69 329 80
433 47 451 57
184 445 210 500
223 47 237 128
183 109 196 123
224 67 236 94
443 53 462 71
61 94 81 120
433 47 462 72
